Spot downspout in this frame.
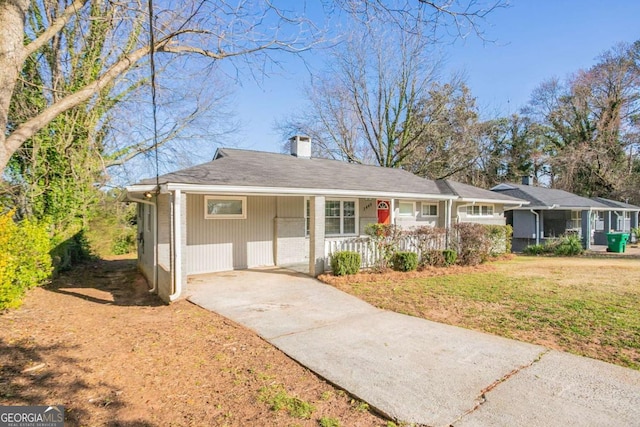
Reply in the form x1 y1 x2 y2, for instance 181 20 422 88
530 209 540 245
126 194 157 293
446 199 453 248
169 189 182 301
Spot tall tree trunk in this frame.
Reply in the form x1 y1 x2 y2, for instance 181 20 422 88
0 0 29 173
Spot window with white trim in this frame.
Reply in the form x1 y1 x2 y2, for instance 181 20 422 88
398 201 415 216
466 204 494 216
569 210 582 230
305 198 357 236
421 202 438 217
205 196 246 219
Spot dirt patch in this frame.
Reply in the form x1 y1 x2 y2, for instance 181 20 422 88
0 257 386 426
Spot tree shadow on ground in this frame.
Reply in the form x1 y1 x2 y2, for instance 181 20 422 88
46 258 164 307
0 337 159 426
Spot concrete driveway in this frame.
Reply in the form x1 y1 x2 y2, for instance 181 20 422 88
187 268 640 426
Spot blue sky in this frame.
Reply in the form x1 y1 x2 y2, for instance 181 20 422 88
211 1 640 157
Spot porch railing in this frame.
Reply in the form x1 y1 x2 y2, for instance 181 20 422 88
324 233 448 270
324 230 507 271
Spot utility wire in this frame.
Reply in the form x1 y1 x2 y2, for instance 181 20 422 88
147 0 160 188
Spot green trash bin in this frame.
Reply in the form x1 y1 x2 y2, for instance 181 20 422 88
606 233 627 253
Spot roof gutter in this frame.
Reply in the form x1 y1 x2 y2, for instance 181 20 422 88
459 197 529 205
128 183 459 201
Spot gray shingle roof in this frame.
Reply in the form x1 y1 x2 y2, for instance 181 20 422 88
133 148 524 203
491 183 640 210
442 180 525 203
138 148 444 195
591 197 640 210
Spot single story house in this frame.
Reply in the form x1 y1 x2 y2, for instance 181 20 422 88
125 136 525 302
491 178 640 252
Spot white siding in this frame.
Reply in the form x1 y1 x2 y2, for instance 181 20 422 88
393 199 445 229
156 193 173 300
274 196 307 265
454 202 506 225
359 198 378 235
186 194 275 274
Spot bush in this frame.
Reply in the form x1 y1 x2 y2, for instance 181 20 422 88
452 223 493 266
442 249 457 266
485 224 513 255
554 234 584 256
0 211 52 310
364 223 404 271
330 251 361 276
51 230 94 273
523 235 584 257
391 251 418 272
523 244 547 255
421 250 445 267
112 229 137 255
421 249 457 267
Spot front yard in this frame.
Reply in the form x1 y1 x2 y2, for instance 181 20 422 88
320 256 640 370
0 258 385 426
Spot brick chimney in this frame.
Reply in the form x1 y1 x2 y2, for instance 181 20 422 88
289 135 311 158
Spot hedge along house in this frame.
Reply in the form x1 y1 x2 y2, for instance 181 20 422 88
491 178 640 252
125 136 525 302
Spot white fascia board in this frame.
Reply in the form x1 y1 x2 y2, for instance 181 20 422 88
164 183 458 201
458 197 530 205
592 207 639 212
125 184 157 194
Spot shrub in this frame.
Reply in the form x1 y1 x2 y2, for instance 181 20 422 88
50 230 94 273
391 251 418 272
112 229 137 255
442 249 457 266
523 235 584 257
413 226 448 253
421 249 457 267
421 250 445 267
364 223 403 271
523 244 547 255
452 223 492 266
0 211 52 310
554 234 584 256
485 224 513 255
330 251 361 276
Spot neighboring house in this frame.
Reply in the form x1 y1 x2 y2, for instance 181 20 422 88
125 136 525 302
491 178 640 252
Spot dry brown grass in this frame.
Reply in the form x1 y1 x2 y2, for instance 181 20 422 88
320 256 640 370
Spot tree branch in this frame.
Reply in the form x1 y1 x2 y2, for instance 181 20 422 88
22 0 88 61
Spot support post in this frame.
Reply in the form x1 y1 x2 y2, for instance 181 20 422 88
604 211 612 232
309 196 326 276
581 210 591 250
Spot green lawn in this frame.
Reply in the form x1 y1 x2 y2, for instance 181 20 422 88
324 256 640 370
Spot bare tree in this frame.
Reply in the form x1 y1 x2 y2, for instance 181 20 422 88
280 18 442 167
405 76 482 181
0 0 325 175
1 0 507 177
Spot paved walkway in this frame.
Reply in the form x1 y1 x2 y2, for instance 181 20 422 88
187 268 640 426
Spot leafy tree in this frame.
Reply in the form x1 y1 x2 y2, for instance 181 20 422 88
524 41 640 199
472 114 548 188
